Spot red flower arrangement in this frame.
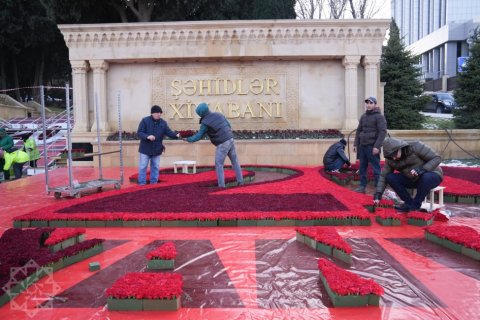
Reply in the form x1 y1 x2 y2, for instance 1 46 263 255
178 130 195 138
318 258 384 296
296 227 352 254
407 212 435 221
146 242 177 260
106 272 183 300
425 225 480 250
318 258 383 307
44 228 86 245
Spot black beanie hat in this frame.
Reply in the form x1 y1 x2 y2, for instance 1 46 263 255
340 138 347 145
151 105 162 114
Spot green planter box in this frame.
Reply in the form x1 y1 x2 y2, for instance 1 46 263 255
83 244 104 258
124 220 143 227
31 220 49 227
443 194 457 203
61 237 77 249
66 220 87 227
50 220 67 227
13 220 23 228
89 262 101 271
442 239 462 253
425 232 443 246
313 219 329 226
304 236 316 249
107 297 143 311
50 243 63 252
147 259 175 270
0 293 10 307
197 220 217 227
86 220 106 227
320 277 370 307
376 217 402 226
77 234 86 243
237 220 257 226
47 260 64 272
106 220 124 227
368 294 381 306
161 220 180 227
295 232 305 243
457 196 476 204
316 242 332 255
407 218 433 227
257 219 276 226
143 297 180 311
333 248 352 264
294 220 315 226
461 247 480 261
218 220 237 227
63 254 83 267
361 219 372 226
351 218 363 226
177 221 198 227
276 219 295 226
142 220 161 227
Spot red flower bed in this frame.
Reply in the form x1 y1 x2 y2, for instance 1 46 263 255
44 228 86 245
106 272 183 299
0 228 104 295
375 209 402 220
15 166 376 225
407 212 435 221
146 242 177 260
318 258 384 296
296 227 352 253
425 225 480 250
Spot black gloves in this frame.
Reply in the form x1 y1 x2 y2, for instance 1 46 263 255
412 167 426 176
345 161 351 167
373 192 382 201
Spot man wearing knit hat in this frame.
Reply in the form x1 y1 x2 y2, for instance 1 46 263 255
184 102 243 188
323 138 351 173
137 105 180 185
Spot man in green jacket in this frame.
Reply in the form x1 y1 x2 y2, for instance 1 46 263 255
0 148 30 180
373 137 443 213
0 128 14 180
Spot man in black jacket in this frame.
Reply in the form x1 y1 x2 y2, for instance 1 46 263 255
323 138 351 172
137 105 180 185
373 138 443 212
353 96 387 193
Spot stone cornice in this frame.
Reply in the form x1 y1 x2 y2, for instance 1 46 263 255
59 19 389 61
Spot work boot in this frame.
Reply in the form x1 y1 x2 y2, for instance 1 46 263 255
354 186 366 194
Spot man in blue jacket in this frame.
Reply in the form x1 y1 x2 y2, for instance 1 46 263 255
137 105 180 185
185 102 243 188
323 138 351 173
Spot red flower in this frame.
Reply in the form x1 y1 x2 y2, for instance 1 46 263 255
318 258 384 296
296 227 352 253
146 242 177 260
44 228 86 245
106 273 183 299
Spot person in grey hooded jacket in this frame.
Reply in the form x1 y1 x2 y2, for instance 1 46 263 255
373 137 443 212
185 102 243 188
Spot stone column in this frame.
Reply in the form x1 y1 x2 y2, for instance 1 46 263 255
71 60 90 133
89 60 109 132
363 55 381 100
343 56 361 130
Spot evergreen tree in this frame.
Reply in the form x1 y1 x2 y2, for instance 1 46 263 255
381 19 429 129
453 28 480 129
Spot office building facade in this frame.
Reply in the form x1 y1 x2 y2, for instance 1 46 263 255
392 0 480 81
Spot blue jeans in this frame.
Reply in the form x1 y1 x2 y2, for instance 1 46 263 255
138 153 160 185
325 158 346 171
358 144 381 188
215 138 243 188
386 172 442 209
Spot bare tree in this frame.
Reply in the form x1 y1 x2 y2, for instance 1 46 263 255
296 0 326 19
348 0 382 19
296 0 386 19
328 0 347 19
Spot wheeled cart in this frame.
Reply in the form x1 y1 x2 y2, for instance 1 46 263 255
42 85 124 199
